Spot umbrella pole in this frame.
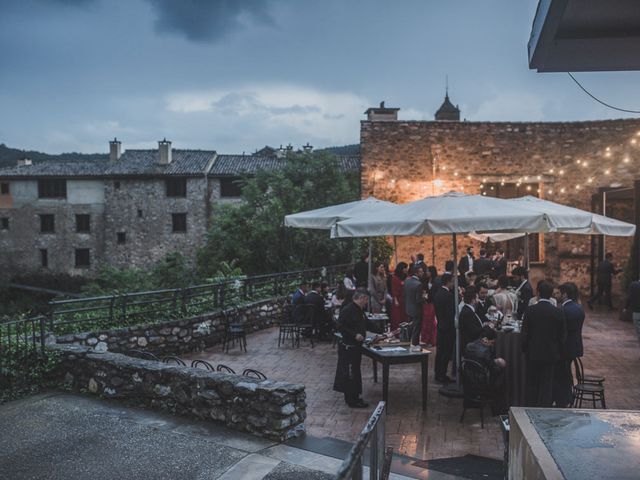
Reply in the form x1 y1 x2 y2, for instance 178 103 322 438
394 236 398 266
368 237 373 311
440 232 464 397
524 233 530 270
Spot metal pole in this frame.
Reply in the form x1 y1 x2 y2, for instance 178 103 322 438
452 233 461 388
524 233 530 270
368 237 373 311
393 236 398 266
602 191 607 257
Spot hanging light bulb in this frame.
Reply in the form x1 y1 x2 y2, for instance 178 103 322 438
582 161 588 167
624 157 630 163
536 175 541 180
560 188 566 193
559 169 564 175
549 168 555 174
548 189 553 194
605 169 611 175
587 177 593 183
576 159 581 165
526 185 532 191
631 139 637 145
466 175 472 181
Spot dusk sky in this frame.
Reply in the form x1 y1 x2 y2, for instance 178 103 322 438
2 0 640 154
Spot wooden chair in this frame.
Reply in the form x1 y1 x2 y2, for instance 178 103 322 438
572 358 606 409
191 359 215 371
278 303 299 348
242 368 267 380
460 359 492 428
222 308 247 353
216 364 236 374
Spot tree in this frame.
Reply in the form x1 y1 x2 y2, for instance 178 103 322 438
197 151 361 275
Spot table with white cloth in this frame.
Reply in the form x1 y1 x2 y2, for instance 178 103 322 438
495 326 527 407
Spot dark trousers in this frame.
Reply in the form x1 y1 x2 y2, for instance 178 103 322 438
435 328 455 380
591 282 612 308
525 360 555 407
334 343 363 404
552 359 574 408
408 312 423 345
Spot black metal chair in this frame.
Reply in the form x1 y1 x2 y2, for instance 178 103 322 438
162 356 186 366
572 358 606 408
216 364 236 374
576 357 605 385
242 368 267 380
460 359 492 428
294 304 315 348
191 359 215 371
128 349 160 361
222 308 247 353
278 303 299 348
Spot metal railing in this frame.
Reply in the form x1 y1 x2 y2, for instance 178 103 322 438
0 316 47 390
48 264 349 335
335 401 393 480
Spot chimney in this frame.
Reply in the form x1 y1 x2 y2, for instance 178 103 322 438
158 138 172 165
17 157 32 166
302 142 313 153
364 101 400 121
276 144 285 158
109 137 121 162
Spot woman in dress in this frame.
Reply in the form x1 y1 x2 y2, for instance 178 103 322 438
369 262 388 313
391 262 408 330
492 275 518 317
343 268 356 304
421 265 438 347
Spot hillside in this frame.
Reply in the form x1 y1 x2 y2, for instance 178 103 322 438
0 143 107 168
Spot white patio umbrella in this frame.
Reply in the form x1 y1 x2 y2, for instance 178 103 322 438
285 197 399 304
331 191 596 391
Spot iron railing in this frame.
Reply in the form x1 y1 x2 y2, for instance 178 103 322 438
335 401 393 480
0 316 47 391
48 264 349 335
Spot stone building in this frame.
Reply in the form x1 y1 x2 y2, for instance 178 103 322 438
0 140 360 280
360 101 640 299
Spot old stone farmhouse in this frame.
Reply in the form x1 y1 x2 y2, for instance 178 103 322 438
0 139 358 280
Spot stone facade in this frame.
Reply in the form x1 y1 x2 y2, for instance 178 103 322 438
52 343 306 441
360 117 640 298
55 298 286 355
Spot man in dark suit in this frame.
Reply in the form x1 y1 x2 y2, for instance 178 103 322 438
434 273 456 383
305 281 329 338
459 286 488 349
354 254 370 288
475 284 491 322
512 267 533 318
333 289 370 408
458 246 475 275
493 250 507 278
404 265 425 351
588 252 620 310
554 282 585 407
521 280 567 407
474 249 493 277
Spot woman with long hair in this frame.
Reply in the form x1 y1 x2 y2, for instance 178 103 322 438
391 261 408 330
421 266 438 347
369 261 388 313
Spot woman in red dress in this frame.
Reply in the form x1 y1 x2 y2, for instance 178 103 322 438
390 262 408 330
421 265 438 347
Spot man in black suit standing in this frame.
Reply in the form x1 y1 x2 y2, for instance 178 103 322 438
512 267 533 319
354 254 370 288
588 252 620 310
305 281 329 338
434 273 456 383
474 249 493 277
521 280 567 407
493 250 507 278
404 265 425 352
555 282 585 407
458 246 475 276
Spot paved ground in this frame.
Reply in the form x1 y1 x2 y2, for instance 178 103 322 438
0 392 343 480
188 308 640 462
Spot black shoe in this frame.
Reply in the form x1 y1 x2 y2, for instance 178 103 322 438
348 400 369 408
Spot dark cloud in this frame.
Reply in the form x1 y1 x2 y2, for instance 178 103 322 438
145 0 274 43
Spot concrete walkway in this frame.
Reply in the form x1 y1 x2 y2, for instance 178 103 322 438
0 392 345 480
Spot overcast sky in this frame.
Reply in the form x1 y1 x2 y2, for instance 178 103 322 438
1 0 639 154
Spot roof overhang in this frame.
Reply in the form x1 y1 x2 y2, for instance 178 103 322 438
528 0 640 72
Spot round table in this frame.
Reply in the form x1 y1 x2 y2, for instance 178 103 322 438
495 328 527 407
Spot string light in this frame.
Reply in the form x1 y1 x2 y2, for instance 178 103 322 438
560 188 566 193
442 166 447 170
466 175 472 180
526 185 532 191
631 139 637 145
587 177 593 183
454 171 459 176
549 168 555 174
536 175 541 180
624 157 630 163
576 159 581 165
548 189 553 194
524 175 529 181
582 161 588 167
605 169 611 175
559 169 565 175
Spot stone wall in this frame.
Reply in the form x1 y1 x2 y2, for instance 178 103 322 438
52 343 306 442
361 118 640 299
55 298 287 355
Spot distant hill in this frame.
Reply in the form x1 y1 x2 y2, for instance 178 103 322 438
320 144 360 156
0 143 107 169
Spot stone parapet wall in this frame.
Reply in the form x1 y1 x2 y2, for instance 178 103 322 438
51 343 306 441
55 297 287 355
